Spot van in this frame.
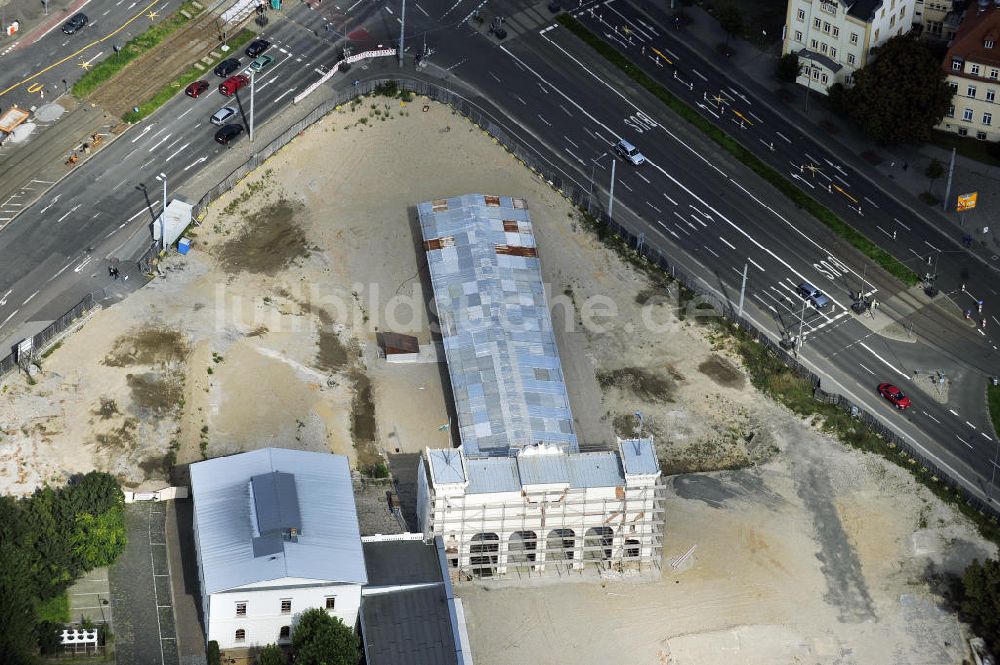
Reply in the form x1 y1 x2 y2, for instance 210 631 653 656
797 282 830 309
218 74 249 97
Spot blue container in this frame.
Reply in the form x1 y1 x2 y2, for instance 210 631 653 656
178 237 191 255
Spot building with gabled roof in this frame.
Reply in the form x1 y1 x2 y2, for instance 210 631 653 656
190 448 367 650
937 2 1000 141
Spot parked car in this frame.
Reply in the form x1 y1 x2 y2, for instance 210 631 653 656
218 74 250 97
796 282 830 309
185 80 210 98
61 13 88 34
210 106 237 126
614 139 645 165
250 54 275 72
245 39 271 58
214 123 244 145
877 383 911 410
214 58 242 78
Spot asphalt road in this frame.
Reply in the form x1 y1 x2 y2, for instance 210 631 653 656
0 0 998 505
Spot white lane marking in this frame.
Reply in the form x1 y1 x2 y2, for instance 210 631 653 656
49 261 72 282
184 156 207 171
894 217 910 231
273 88 296 103
565 148 584 164
126 207 147 222
0 309 20 328
130 125 152 143
148 133 172 152
858 342 908 380
646 201 661 213
165 142 190 162
922 410 941 424
748 257 765 272
559 103 573 116
966 421 977 429
949 409 960 416
924 240 941 252
858 363 875 375
74 257 92 272
385 5 393 13
56 204 81 223
776 131 791 143
0 289 10 305
415 2 429 15
345 0 363 10
691 69 707 81
704 245 719 258
718 236 736 250
863 196 879 208
636 172 650 184
956 434 973 449
537 114 551 126
21 290 39 306
564 135 579 148
982 432 993 441
39 194 62 214
619 180 633 192
663 192 677 205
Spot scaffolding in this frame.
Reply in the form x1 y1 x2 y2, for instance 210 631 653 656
426 478 667 581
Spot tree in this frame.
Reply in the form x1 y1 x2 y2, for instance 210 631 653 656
840 35 951 144
257 644 287 665
716 4 743 46
207 641 221 665
924 158 945 194
961 558 1000 653
292 608 359 665
776 53 799 83
71 506 127 569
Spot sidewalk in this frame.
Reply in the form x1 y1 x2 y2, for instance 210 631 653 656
651 3 1000 268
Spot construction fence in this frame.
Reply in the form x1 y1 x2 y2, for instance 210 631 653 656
0 293 97 382
177 76 999 520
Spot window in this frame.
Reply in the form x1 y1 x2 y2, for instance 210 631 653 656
899 6 905 18
797 8 805 21
850 32 859 45
968 85 977 98
811 38 818 49
236 602 247 616
953 58 963 71
988 40 996 49
890 15 895 28
235 629 246 642
848 53 856 65
978 131 988 140
813 69 821 80
947 105 955 118
950 82 959 93
795 30 803 42
959 127 969 136
964 108 974 121
991 69 999 80
874 28 879 41
821 42 828 53
280 599 292 614
325 596 337 610
832 26 839 37
988 89 996 102
972 64 981 76
279 626 291 640
821 73 829 83
831 47 837 59
814 17 821 29
984 112 993 126
823 21 831 33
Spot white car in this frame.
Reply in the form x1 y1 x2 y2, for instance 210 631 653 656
615 139 645 165
210 106 237 126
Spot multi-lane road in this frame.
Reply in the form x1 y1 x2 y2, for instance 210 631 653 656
0 0 999 505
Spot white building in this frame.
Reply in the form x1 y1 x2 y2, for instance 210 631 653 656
782 0 919 93
417 440 665 578
190 448 368 651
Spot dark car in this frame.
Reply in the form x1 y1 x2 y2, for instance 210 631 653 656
877 383 911 410
185 80 210 98
61 13 88 34
214 123 244 145
245 39 271 58
214 58 242 78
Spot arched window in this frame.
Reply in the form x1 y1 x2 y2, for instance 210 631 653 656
235 628 246 642
279 625 290 640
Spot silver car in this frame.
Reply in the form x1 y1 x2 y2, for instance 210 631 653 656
210 106 237 126
614 139 645 165
797 282 830 309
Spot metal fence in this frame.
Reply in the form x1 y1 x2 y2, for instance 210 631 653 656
179 76 1000 520
0 293 97 381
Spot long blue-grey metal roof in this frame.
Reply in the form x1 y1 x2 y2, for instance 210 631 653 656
190 448 368 594
464 456 520 494
417 193 578 457
427 448 466 485
618 438 661 476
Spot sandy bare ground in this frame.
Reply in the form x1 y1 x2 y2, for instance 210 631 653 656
0 93 994 664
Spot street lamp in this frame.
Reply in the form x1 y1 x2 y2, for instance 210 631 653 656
249 69 255 144
155 172 167 251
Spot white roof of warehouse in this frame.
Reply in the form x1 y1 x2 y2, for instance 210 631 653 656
417 193 578 457
191 448 367 594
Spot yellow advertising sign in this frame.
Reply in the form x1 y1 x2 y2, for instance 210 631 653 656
957 192 978 212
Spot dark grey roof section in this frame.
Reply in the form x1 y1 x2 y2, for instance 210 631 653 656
250 471 302 558
797 48 844 73
846 0 883 21
361 587 459 665
362 539 442 587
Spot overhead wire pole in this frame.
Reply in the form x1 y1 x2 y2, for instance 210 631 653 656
608 158 617 220
737 262 747 319
249 69 255 144
942 147 956 213
398 0 406 66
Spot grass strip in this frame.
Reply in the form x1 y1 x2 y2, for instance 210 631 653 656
988 382 1000 442
557 14 920 286
122 28 255 123
73 0 204 97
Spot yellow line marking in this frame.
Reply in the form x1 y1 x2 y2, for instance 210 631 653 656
732 110 753 126
26 83 43 93
0 0 160 98
832 183 858 204
650 47 672 65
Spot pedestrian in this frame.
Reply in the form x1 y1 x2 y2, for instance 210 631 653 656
112 267 119 279
108 266 114 277
890 161 895 168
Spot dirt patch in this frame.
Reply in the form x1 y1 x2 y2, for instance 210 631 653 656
596 366 682 403
94 417 139 453
349 370 379 467
126 372 183 415
95 398 120 419
316 330 350 373
216 199 310 275
698 354 745 389
104 327 188 367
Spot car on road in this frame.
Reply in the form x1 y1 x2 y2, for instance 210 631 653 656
214 123 244 145
796 281 830 309
614 139 645 165
218 74 250 97
210 106 237 125
245 39 271 58
61 13 88 34
185 80 210 98
214 58 242 78
878 383 911 410
250 54 275 72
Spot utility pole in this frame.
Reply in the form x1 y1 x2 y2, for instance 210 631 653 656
608 158 616 220
155 173 167 251
797 297 807 352
942 147 956 214
249 69 255 144
398 0 406 66
737 262 748 319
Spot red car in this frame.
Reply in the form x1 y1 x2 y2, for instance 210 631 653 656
878 383 911 410
185 80 210 98
218 74 249 97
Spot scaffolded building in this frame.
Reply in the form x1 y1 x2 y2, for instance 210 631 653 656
414 193 665 580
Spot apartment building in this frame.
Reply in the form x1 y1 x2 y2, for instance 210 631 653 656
783 0 919 93
937 2 1000 141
